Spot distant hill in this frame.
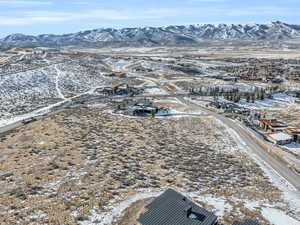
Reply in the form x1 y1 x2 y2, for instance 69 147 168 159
1 21 300 47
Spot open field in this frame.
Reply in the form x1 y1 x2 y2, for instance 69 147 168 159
1 106 298 225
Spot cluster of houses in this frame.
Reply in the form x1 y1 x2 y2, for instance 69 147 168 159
223 58 265 63
215 63 285 83
223 57 300 65
258 119 300 145
208 100 300 146
114 99 169 117
138 189 260 225
215 57 300 82
95 83 142 97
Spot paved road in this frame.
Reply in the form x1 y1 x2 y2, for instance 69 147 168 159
178 96 300 192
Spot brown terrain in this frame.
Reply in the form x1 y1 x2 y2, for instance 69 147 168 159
0 104 290 225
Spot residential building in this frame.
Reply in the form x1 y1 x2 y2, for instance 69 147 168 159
138 189 218 225
285 128 300 143
266 131 293 145
258 119 287 131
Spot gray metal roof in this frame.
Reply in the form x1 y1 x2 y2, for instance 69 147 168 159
138 189 218 225
232 222 243 225
243 220 260 225
232 220 260 225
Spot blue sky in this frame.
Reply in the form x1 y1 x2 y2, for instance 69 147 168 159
0 0 299 37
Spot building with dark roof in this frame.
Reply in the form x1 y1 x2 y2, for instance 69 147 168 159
232 220 260 225
138 189 218 225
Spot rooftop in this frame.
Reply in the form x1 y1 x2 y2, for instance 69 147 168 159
266 131 293 141
285 127 300 134
259 119 285 127
138 189 218 225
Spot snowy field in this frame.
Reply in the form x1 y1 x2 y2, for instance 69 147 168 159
239 93 295 109
0 55 109 125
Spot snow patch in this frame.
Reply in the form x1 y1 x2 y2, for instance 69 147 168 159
189 194 232 217
78 191 162 225
262 208 300 225
238 93 294 110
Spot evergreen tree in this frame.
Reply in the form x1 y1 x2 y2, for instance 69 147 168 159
251 94 255 103
151 109 155 118
260 89 265 100
246 94 250 103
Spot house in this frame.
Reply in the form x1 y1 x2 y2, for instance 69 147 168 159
266 131 293 145
286 90 300 98
114 99 169 117
105 72 126 78
96 87 114 96
285 128 300 143
138 189 218 225
258 119 287 131
232 220 260 225
132 105 158 117
96 83 142 97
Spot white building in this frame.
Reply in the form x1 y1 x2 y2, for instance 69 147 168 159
266 132 293 145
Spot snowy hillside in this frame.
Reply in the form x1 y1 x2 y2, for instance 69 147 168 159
0 55 108 121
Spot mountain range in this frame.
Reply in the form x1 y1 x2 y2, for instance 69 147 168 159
1 21 300 47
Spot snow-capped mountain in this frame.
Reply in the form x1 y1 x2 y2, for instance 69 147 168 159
1 21 300 47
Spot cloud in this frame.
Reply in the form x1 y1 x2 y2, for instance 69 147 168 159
0 0 52 6
0 6 298 26
0 8 185 26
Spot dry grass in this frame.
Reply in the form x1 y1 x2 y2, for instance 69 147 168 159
0 105 287 224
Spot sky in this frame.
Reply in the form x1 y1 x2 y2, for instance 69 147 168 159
0 0 300 37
